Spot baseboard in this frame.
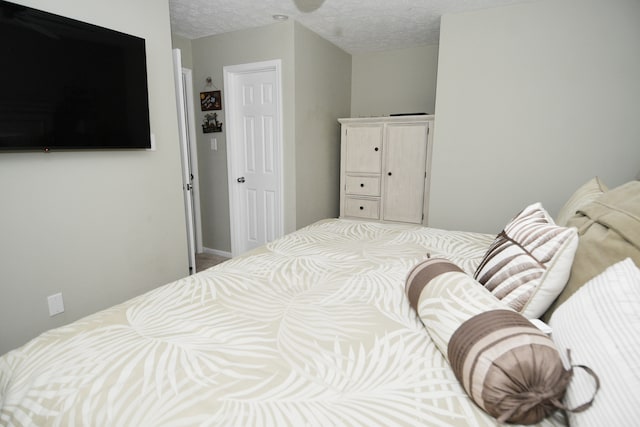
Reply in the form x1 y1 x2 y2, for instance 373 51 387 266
202 247 232 258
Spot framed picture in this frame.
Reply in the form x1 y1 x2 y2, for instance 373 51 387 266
202 113 222 133
200 90 221 111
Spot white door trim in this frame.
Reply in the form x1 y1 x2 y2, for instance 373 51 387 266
224 59 284 257
172 49 195 273
181 67 203 253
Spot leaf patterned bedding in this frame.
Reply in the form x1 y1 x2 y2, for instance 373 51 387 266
0 219 565 426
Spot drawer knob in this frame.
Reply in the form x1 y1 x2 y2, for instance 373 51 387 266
388 172 392 176
360 183 364 187
374 147 379 151
359 206 364 210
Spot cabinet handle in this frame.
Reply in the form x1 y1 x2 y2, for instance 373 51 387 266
374 147 379 151
388 172 392 176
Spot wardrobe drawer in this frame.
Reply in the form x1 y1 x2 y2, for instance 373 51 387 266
344 197 380 220
345 175 381 196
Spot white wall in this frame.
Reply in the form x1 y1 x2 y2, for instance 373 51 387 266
351 45 439 117
294 22 352 227
0 0 188 355
431 0 640 233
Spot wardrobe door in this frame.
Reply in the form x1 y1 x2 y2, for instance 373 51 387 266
343 125 383 174
382 122 428 223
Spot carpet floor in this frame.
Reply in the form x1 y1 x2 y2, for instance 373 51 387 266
195 253 230 272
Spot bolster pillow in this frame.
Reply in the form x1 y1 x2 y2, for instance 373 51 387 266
405 258 572 424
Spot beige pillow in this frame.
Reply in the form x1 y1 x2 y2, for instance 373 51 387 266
474 203 578 318
555 177 607 227
543 180 640 320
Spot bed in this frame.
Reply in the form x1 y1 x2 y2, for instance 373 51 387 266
1 178 638 426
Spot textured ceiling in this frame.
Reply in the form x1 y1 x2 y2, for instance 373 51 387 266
169 0 532 54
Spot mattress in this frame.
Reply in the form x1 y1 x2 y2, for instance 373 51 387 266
0 219 565 426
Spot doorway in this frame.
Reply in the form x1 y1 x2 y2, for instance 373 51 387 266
224 60 284 256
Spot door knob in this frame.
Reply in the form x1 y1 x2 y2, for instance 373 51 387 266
237 177 246 183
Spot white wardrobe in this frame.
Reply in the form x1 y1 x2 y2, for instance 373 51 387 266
338 115 434 225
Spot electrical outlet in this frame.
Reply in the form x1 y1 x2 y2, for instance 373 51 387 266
47 293 65 317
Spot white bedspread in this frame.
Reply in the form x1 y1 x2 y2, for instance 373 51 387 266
0 219 565 426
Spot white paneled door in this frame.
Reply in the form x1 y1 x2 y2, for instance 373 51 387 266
224 60 283 256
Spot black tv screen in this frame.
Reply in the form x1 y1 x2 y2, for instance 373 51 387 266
0 0 151 151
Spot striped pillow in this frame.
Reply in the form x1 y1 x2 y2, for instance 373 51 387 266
405 257 464 312
449 309 571 424
405 259 572 424
550 258 640 426
474 203 578 318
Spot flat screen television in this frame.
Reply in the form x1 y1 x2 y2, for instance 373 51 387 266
0 0 151 151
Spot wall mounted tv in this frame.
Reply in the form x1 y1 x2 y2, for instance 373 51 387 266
0 0 151 151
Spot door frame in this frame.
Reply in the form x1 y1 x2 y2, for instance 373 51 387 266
181 66 203 253
172 49 202 273
223 59 284 256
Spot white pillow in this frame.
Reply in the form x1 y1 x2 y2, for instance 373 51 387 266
549 258 640 426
